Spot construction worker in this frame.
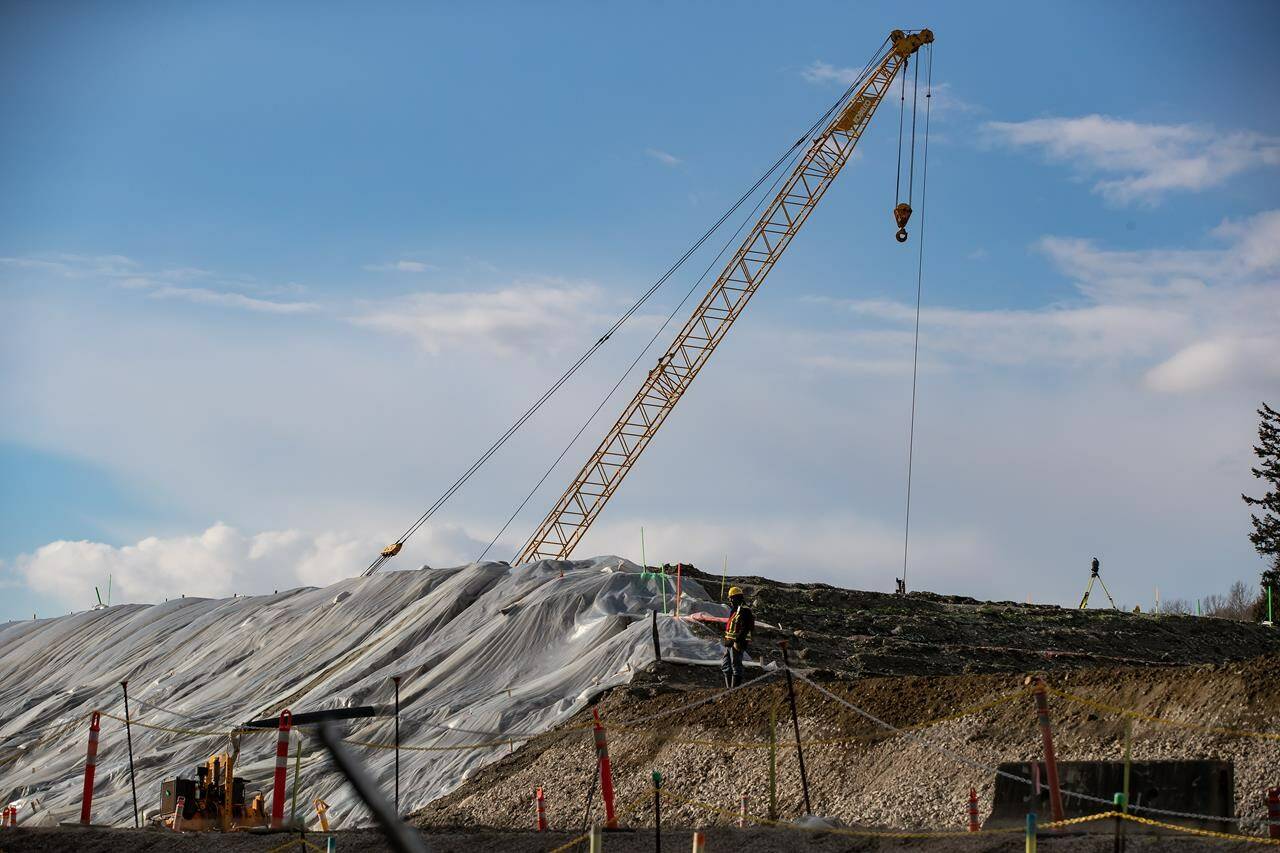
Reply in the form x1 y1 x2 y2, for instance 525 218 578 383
721 586 754 688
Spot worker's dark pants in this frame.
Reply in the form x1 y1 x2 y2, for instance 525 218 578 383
721 645 745 686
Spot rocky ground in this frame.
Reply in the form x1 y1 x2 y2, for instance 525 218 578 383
0 826 1267 852
414 655 1280 838
674 565 1280 676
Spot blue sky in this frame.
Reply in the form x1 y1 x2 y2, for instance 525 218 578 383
3 1 1279 620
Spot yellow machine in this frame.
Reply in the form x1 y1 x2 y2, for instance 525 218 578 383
159 751 267 832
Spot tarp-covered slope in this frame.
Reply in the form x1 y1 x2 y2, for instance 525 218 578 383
0 558 724 827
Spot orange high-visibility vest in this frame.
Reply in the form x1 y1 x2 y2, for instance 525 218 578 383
725 607 742 641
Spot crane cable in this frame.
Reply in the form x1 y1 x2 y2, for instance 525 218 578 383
900 42 933 594
477 132 811 563
477 40 898 564
363 38 894 577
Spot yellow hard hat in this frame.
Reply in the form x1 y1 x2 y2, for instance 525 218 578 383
727 586 744 598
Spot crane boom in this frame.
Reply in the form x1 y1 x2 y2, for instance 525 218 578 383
516 29 933 564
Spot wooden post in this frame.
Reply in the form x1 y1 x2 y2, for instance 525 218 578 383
120 682 139 827
780 641 812 814
1030 677 1065 823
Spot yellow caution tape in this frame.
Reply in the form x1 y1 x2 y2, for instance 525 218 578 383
1044 686 1280 741
659 787 1022 838
265 837 330 853
98 711 256 739
342 736 522 752
609 687 1029 751
545 791 653 852
1041 811 1280 845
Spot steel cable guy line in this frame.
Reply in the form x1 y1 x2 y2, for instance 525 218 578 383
900 43 931 594
795 670 1243 824
477 137 810 563
364 43 894 576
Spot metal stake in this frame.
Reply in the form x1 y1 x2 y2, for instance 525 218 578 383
652 770 661 853
393 675 402 814
120 681 139 827
779 642 811 814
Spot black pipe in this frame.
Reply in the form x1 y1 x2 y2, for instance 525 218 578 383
651 609 662 662
243 706 377 728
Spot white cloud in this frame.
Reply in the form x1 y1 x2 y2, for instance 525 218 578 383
0 253 315 313
147 285 317 314
985 114 1280 204
364 260 436 273
645 148 682 167
352 280 612 354
14 522 490 608
806 210 1280 394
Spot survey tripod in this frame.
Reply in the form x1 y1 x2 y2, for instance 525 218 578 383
1078 557 1118 610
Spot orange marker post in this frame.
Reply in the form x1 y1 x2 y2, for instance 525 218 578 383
271 709 292 828
1267 787 1279 840
1030 678 1065 824
535 787 547 832
967 787 980 831
592 708 617 829
80 711 101 825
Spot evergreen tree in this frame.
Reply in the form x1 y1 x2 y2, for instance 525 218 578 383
1243 403 1280 619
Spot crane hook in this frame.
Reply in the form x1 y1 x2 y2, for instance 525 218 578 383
893 202 912 243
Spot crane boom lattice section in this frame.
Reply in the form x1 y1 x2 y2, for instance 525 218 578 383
516 31 930 564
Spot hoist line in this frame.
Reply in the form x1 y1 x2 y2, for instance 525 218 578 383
476 40 895 564
907 53 920 203
364 38 894 576
901 42 932 593
477 136 811 564
894 61 907 205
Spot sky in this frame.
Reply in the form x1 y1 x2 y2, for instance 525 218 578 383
2 1 1279 621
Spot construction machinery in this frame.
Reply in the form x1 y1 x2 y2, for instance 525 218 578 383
514 28 933 564
364 27 935 574
158 752 266 832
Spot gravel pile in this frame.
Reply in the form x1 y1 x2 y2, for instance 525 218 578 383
416 655 1280 838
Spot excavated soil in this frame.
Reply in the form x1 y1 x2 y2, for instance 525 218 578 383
675 566 1280 676
414 655 1280 838
0 826 1266 852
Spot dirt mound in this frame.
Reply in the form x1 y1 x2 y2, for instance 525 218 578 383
676 565 1280 677
414 655 1280 836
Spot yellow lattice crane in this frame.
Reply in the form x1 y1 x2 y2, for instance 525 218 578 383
515 28 933 564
